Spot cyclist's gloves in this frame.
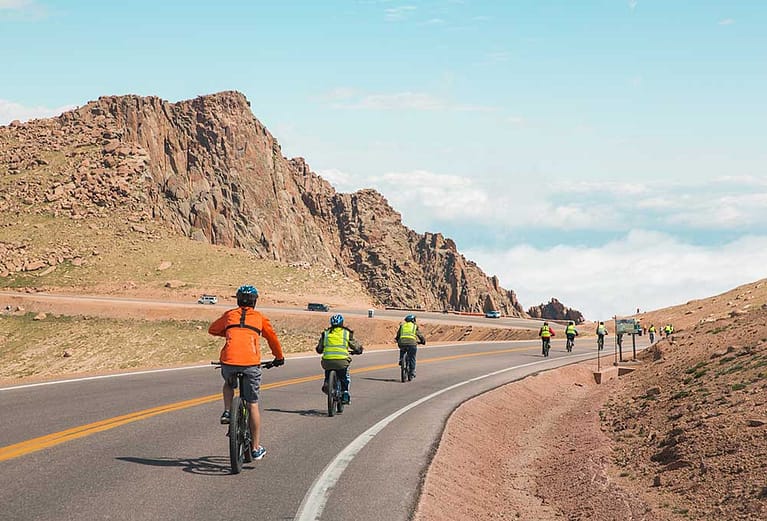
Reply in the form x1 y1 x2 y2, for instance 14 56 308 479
272 358 285 367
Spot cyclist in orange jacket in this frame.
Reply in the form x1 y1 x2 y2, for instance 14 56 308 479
208 284 284 460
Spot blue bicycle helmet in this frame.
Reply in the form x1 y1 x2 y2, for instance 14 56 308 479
330 314 344 327
236 285 259 307
405 314 416 323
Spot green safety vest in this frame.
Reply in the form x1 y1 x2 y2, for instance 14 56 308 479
566 324 577 335
649 326 656 332
540 325 551 338
398 322 418 342
597 325 606 335
322 327 350 360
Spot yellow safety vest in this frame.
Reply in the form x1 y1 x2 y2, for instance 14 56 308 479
566 324 576 335
649 326 656 332
540 325 551 338
398 322 418 342
597 325 606 335
322 327 350 360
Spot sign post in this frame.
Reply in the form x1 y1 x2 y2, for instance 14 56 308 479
615 318 638 363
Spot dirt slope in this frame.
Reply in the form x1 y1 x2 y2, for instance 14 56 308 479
417 280 767 520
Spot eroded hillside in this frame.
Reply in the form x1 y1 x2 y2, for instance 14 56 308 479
0 92 524 314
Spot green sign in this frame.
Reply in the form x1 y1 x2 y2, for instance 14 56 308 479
615 318 638 335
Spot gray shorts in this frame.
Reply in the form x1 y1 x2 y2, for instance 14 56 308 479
221 364 262 403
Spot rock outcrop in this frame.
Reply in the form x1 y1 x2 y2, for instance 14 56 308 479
0 91 525 315
528 298 584 323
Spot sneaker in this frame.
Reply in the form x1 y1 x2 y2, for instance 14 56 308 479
321 383 328 394
251 445 266 460
341 391 350 404
220 410 230 425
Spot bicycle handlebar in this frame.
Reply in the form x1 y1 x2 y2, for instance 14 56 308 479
210 361 277 369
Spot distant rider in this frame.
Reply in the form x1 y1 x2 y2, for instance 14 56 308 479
538 321 555 356
595 321 608 350
316 314 363 405
648 324 656 343
565 321 579 350
396 314 426 380
208 284 284 461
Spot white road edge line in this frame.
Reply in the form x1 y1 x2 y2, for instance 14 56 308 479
0 341 530 392
294 354 591 521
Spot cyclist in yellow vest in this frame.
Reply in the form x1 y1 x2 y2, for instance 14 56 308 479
595 321 608 350
316 314 363 404
664 324 672 338
538 321 555 356
648 324 656 343
396 314 426 380
565 321 579 351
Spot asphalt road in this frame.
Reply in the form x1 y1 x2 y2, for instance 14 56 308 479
0 337 635 521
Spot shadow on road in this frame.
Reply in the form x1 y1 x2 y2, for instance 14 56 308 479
359 377 400 383
116 455 237 476
264 407 326 417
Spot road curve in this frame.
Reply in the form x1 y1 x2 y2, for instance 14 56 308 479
0 339 623 521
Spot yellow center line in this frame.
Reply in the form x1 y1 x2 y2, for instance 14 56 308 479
0 345 534 462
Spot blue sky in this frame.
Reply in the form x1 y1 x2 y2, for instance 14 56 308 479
2 0 766 318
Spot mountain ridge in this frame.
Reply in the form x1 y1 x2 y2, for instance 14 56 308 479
1 90 575 316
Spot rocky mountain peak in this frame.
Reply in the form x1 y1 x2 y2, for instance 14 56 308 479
1 90 526 315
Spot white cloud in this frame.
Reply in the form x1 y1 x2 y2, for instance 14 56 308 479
0 99 75 125
329 91 496 112
316 168 356 192
385 5 416 21
718 18 735 26
465 231 767 320
0 0 32 9
628 0 638 11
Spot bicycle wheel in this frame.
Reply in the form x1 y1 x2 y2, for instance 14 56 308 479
335 376 344 414
543 340 550 357
327 370 337 417
242 403 253 463
400 352 407 383
228 396 245 474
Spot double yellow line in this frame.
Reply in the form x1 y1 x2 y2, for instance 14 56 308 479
0 345 532 462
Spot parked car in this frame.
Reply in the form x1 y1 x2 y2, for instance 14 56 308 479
197 295 218 305
485 310 502 318
307 302 329 312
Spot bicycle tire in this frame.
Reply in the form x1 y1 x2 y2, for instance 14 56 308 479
336 375 344 414
543 339 550 357
400 352 407 383
242 403 253 463
229 396 245 474
327 370 337 417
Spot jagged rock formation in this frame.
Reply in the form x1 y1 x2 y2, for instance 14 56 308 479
527 298 584 324
0 91 526 315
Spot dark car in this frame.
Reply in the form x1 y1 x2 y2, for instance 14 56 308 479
307 303 329 312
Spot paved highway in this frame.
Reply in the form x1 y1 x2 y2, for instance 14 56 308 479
0 338 631 521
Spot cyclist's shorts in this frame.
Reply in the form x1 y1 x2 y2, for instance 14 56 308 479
221 364 262 403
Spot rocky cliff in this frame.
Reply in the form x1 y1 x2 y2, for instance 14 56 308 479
0 91 525 315
527 298 584 324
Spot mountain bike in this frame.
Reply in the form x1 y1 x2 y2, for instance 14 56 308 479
211 360 274 474
542 338 551 357
400 348 411 383
326 368 345 417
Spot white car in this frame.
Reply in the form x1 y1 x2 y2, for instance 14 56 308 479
197 295 218 305
485 310 501 318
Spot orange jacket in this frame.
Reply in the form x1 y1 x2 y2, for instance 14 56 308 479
209 307 283 366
